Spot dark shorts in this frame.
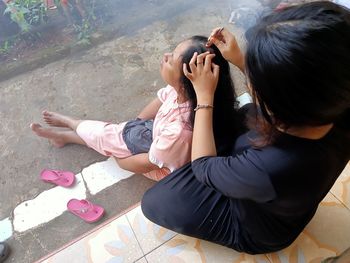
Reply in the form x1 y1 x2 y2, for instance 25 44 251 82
122 118 153 155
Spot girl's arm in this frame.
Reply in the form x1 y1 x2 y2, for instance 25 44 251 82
115 153 159 174
183 52 219 160
137 98 162 120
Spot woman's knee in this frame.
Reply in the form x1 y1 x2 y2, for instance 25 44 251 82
141 185 183 226
141 184 202 235
141 187 159 223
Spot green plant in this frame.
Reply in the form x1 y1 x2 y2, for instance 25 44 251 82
0 41 10 54
4 2 31 32
71 0 99 46
74 18 91 45
25 1 47 25
4 0 48 32
0 37 18 57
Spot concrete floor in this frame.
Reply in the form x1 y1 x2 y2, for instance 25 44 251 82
0 0 281 262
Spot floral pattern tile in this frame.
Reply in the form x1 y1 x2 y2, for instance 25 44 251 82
330 162 350 210
87 215 143 262
40 240 90 263
135 257 148 263
41 215 143 263
40 187 350 263
145 234 270 263
125 205 177 255
267 193 350 262
266 232 337 263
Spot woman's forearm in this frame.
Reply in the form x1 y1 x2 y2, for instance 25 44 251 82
183 51 219 161
191 107 217 161
235 53 246 74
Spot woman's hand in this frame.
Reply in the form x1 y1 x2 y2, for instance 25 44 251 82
206 27 245 72
183 51 219 104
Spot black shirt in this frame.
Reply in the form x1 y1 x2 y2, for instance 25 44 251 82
192 124 349 253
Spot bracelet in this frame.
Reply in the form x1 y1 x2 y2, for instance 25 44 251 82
194 104 214 111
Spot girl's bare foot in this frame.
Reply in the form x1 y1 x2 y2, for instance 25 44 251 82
30 123 66 148
42 110 77 128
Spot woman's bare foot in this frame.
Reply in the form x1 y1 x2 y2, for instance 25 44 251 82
30 123 66 148
42 110 77 129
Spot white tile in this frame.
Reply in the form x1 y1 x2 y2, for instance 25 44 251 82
82 157 134 195
126 206 177 255
0 217 12 241
13 173 86 232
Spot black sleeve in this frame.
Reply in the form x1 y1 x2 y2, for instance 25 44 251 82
191 149 276 202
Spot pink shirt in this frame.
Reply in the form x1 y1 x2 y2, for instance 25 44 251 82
77 85 193 181
145 85 193 180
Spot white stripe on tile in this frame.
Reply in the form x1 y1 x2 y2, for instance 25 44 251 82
0 218 13 241
12 158 133 233
82 157 134 195
13 173 86 232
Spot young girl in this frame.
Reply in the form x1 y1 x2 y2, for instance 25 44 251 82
31 36 238 181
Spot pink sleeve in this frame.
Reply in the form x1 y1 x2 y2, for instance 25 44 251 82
157 85 175 103
148 122 192 172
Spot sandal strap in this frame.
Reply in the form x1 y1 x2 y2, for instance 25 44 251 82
73 200 94 214
54 170 70 182
46 170 70 182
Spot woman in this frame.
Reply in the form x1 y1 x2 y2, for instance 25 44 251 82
141 1 350 254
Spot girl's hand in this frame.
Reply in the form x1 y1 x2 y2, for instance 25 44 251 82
206 27 245 72
183 52 219 104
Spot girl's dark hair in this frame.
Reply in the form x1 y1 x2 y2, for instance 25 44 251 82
180 35 238 155
245 1 350 145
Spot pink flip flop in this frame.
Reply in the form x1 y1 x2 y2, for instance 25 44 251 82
67 199 104 223
40 169 75 187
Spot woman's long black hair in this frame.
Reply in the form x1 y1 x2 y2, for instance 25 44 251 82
245 1 350 145
180 35 239 155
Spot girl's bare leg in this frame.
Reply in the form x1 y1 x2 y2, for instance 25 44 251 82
42 110 82 131
30 123 86 148
60 0 74 25
74 0 86 18
45 0 57 10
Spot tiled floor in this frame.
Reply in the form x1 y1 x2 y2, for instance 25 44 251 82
38 163 350 263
